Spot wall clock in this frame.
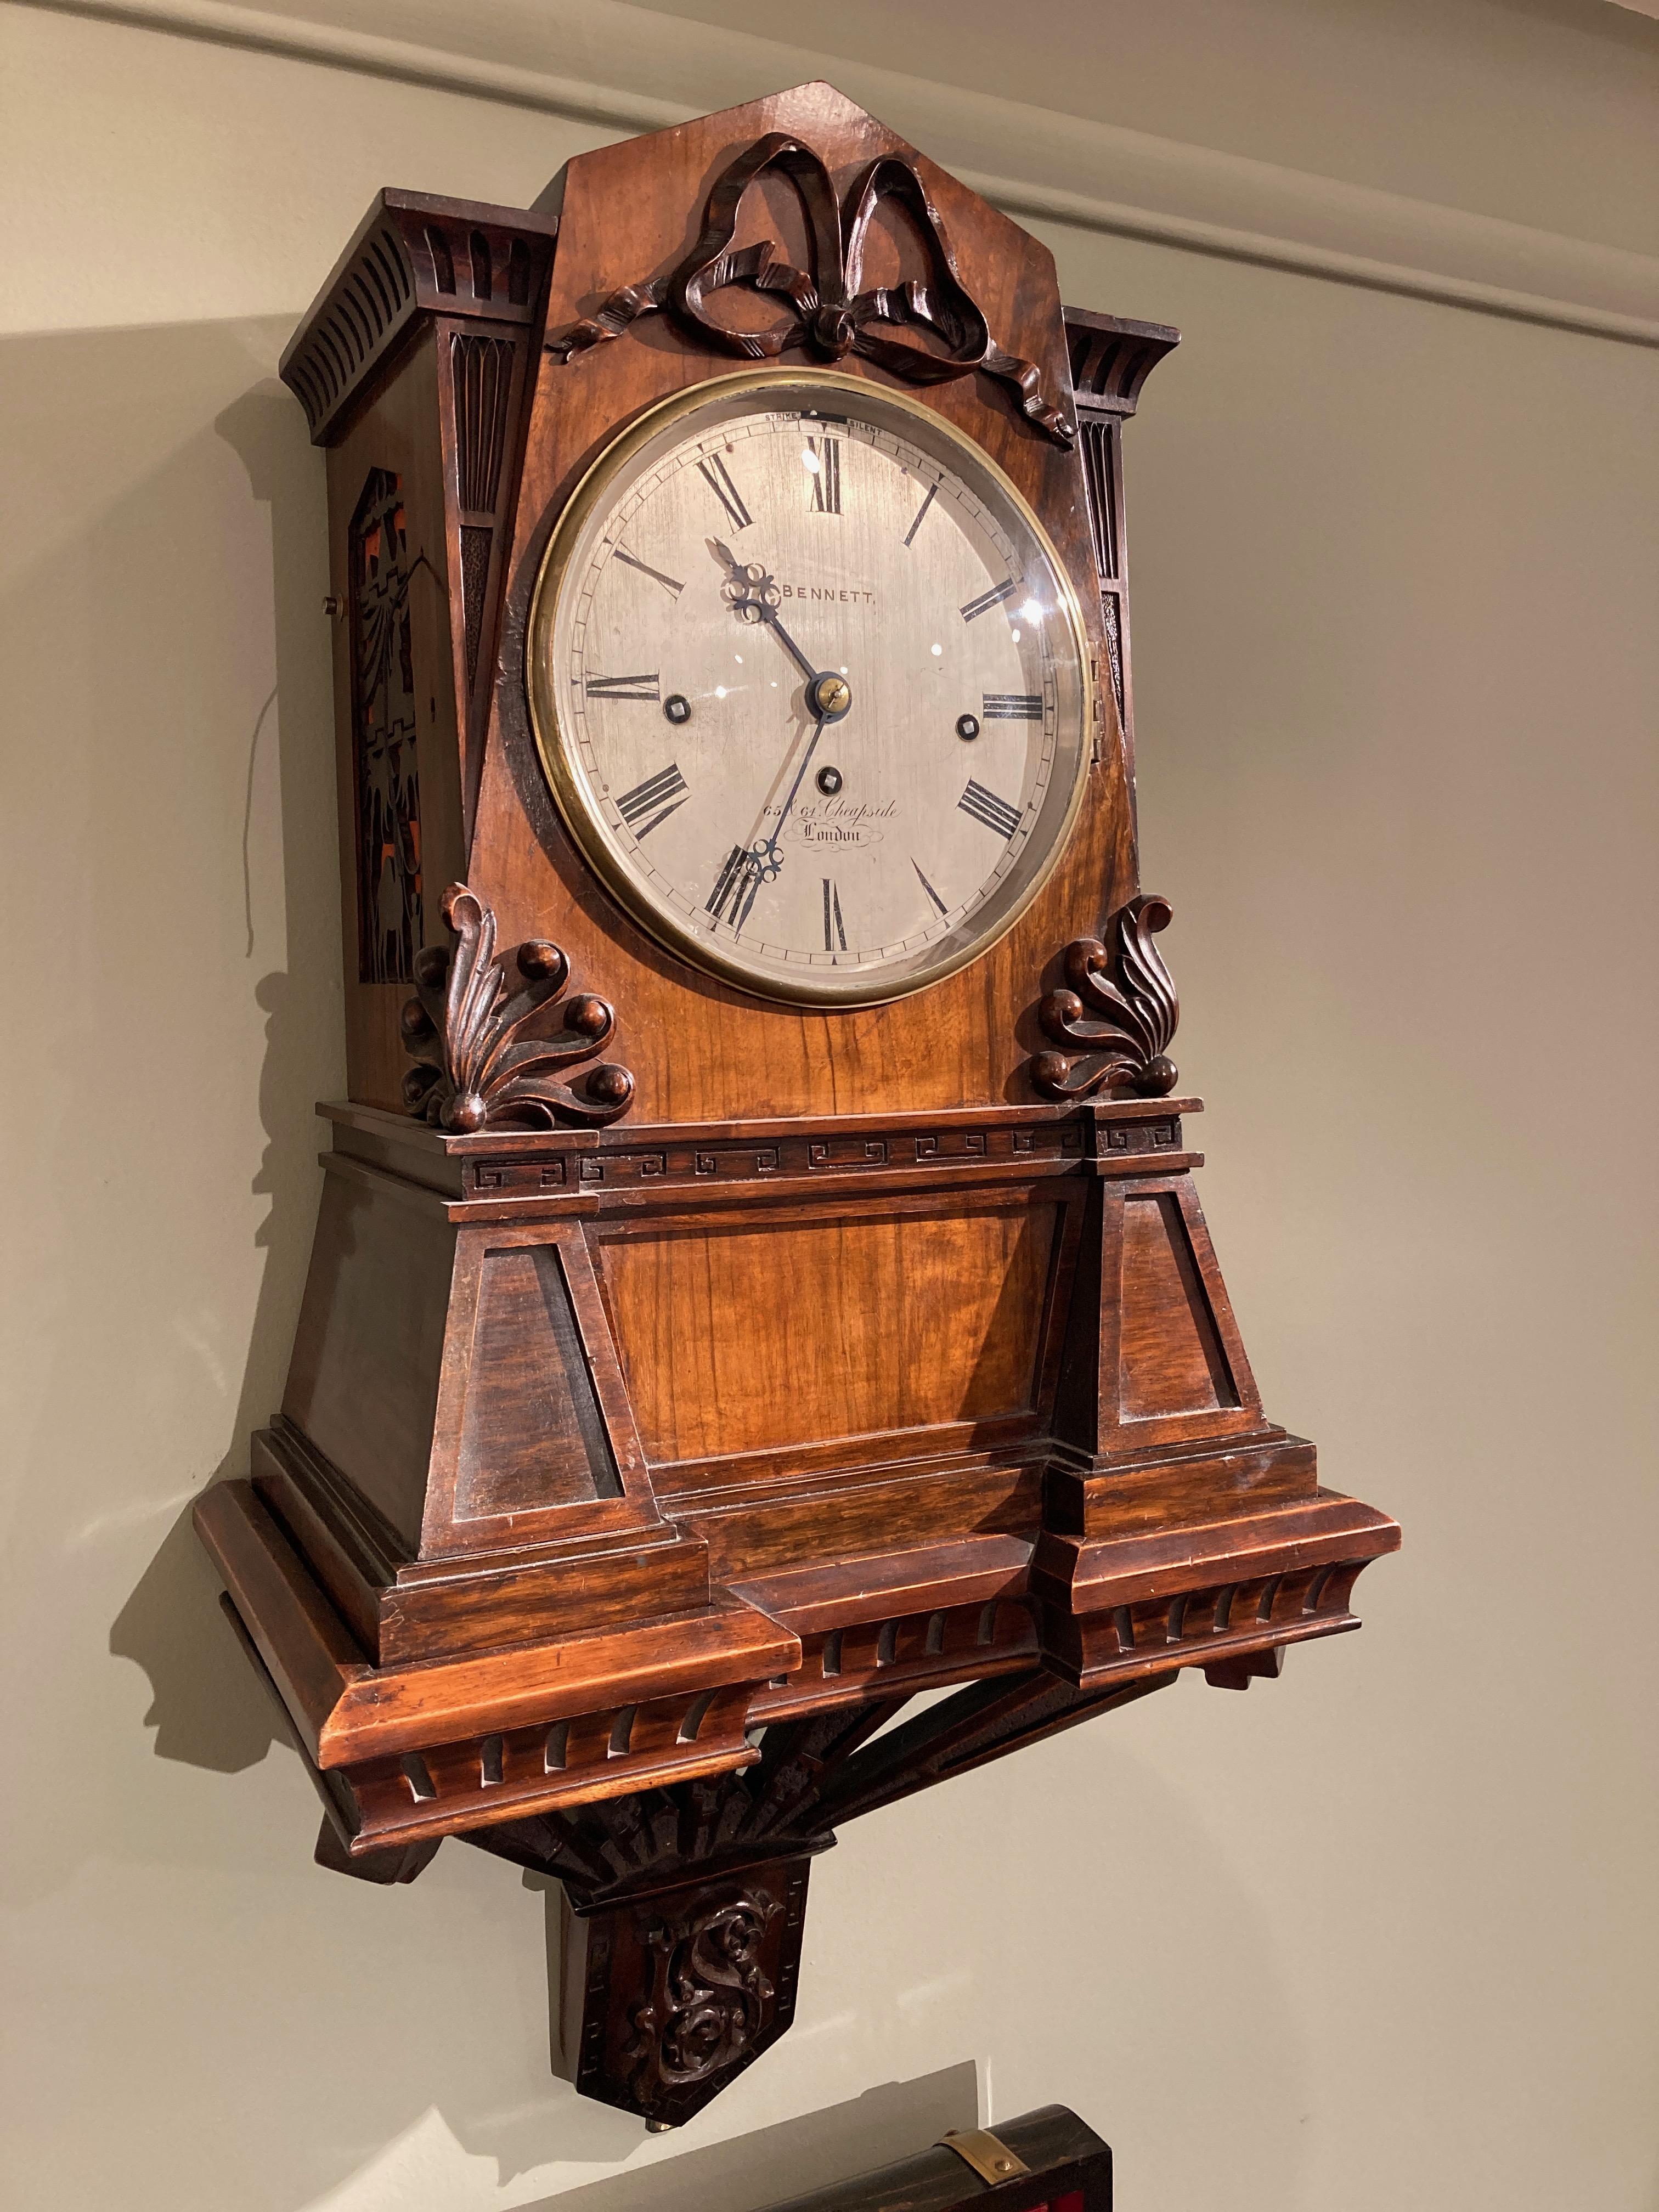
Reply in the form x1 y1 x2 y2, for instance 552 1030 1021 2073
196 81 1398 2131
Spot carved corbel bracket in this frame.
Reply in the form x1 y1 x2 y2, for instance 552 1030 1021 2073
400 882 634 1130
599 1871 799 2130
480 1672 1167 2124
1031 894 1180 1101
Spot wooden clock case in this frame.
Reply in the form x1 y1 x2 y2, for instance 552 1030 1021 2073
196 82 1398 2128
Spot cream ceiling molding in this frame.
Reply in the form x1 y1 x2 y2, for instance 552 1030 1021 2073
32 0 1659 348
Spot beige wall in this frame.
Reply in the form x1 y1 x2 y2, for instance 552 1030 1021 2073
3 3 1655 2207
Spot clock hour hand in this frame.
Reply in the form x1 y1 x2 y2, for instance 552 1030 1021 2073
768 697 828 839
703 543 851 930
714 552 853 718
709 537 776 611
709 540 825 692
760 608 820 689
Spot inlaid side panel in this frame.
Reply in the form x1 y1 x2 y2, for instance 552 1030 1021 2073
600 1198 1059 1467
453 1246 624 1519
421 1225 667 1560
449 330 517 690
326 332 466 1109
1118 1190 1238 1420
348 467 423 984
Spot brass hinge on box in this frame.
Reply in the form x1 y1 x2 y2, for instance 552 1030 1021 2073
937 2128 1035 2186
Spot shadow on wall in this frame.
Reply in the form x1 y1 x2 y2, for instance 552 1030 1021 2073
2 319 1302 2211
480 2063 978 2212
107 369 341 1780
259 2061 980 2210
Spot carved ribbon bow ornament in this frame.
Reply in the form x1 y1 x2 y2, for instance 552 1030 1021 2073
548 133 1075 445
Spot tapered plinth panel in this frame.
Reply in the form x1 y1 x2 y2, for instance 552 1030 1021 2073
195 78 1398 2127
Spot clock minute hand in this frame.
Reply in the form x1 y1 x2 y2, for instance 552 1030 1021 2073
729 687 827 874
761 648 858 857
705 539 852 916
769 694 828 837
712 692 825 933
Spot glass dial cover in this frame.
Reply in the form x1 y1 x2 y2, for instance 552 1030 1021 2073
527 370 1092 1006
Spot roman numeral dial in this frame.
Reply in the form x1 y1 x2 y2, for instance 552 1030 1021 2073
584 673 661 702
960 578 1018 622
806 436 842 514
616 763 688 838
958 779 1025 840
706 844 763 928
611 546 684 598
912 859 950 917
697 452 752 532
531 379 1089 1006
903 481 938 548
982 692 1042 721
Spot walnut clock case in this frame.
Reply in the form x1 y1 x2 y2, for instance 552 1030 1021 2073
196 82 1399 2130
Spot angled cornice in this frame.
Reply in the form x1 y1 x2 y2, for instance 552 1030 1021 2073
30 0 1659 348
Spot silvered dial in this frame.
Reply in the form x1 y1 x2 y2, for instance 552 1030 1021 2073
528 370 1091 1005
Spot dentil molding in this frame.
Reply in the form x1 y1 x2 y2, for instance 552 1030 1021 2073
31 0 1659 346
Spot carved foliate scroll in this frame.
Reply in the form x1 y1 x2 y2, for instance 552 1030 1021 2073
1031 894 1180 1101
624 1889 784 2106
400 883 633 1130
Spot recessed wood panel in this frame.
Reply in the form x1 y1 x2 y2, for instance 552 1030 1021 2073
281 1174 456 1550
1118 1192 1238 1420
453 1246 623 1521
601 1201 1058 1466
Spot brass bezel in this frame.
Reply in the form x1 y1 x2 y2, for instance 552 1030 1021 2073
526 367 1094 1008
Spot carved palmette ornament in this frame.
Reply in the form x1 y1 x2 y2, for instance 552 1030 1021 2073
624 1890 783 2107
1031 894 1180 1101
400 882 634 1130
548 131 1076 445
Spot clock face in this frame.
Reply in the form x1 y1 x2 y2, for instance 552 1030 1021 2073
527 370 1091 1005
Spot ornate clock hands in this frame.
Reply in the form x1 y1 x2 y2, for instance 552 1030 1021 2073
710 689 827 932
763 694 829 852
702 540 858 934
710 539 780 625
712 539 853 718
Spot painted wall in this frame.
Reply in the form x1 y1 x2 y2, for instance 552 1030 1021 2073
3 3 1655 2207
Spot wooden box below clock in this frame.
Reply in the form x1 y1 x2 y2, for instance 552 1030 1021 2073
240 1091 1386 1684
200 1076 1397 1855
281 1098 1207 1543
